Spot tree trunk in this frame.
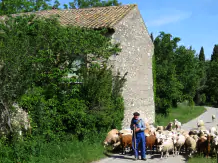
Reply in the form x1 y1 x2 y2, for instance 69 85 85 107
0 99 13 134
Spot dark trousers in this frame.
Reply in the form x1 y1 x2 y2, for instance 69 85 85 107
132 132 146 159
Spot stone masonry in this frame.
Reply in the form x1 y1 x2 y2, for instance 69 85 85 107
109 6 155 129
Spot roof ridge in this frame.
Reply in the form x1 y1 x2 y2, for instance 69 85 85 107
0 4 138 29
71 4 137 10
34 4 137 13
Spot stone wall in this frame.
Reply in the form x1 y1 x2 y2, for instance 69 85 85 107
109 6 155 129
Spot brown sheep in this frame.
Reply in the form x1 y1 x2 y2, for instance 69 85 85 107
118 132 132 154
146 133 157 154
196 135 212 158
144 128 151 136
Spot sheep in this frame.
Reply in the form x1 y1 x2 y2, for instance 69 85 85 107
146 133 157 154
157 138 175 158
119 129 132 135
156 126 165 131
197 119 205 127
196 134 212 158
209 127 217 135
184 136 197 157
156 133 167 145
189 130 198 136
149 125 156 135
144 128 151 136
117 132 132 154
198 125 207 131
174 119 182 130
174 133 186 155
103 129 120 148
198 130 209 138
113 141 121 149
191 135 199 142
165 122 173 131
212 115 216 122
181 129 189 138
211 135 218 154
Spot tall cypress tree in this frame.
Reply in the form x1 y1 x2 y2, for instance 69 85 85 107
150 33 154 43
211 44 218 62
199 46 205 62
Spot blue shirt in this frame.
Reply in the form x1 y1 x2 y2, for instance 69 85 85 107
130 118 146 132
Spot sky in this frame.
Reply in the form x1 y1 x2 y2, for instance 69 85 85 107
51 0 218 60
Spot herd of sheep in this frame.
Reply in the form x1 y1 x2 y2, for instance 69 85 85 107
103 116 218 159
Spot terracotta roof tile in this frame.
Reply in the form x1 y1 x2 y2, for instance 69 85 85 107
0 4 136 29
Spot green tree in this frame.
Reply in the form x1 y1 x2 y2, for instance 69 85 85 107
199 46 205 62
150 33 154 43
53 0 60 9
205 45 218 106
0 15 122 135
66 0 121 9
153 32 183 114
194 46 207 105
206 61 218 106
174 46 200 103
0 0 52 15
211 44 218 62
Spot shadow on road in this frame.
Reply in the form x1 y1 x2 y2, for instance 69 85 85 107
103 152 136 161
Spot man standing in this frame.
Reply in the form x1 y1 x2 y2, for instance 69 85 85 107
130 112 148 161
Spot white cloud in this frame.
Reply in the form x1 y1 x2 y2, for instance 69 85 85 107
146 10 192 27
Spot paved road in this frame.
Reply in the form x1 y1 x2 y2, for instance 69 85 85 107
93 107 218 163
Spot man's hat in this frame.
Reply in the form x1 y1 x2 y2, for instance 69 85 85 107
133 112 140 116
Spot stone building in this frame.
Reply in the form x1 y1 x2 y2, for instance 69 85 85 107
1 4 155 128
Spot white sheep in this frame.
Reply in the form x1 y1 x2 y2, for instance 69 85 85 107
197 119 204 127
119 129 132 135
212 115 216 122
209 127 217 135
174 133 186 155
191 135 199 142
156 133 167 144
198 125 207 131
181 129 189 138
212 135 218 153
174 119 182 130
156 126 164 131
157 138 175 158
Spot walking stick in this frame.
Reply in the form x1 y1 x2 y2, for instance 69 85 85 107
133 126 136 158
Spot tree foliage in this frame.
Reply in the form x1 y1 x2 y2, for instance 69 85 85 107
154 32 183 114
0 0 52 15
66 0 121 9
150 33 154 43
211 44 218 62
0 15 124 139
199 46 205 62
153 32 209 114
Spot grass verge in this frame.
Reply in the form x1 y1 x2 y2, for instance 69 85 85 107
0 136 106 163
28 139 106 163
188 156 216 163
155 103 206 127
